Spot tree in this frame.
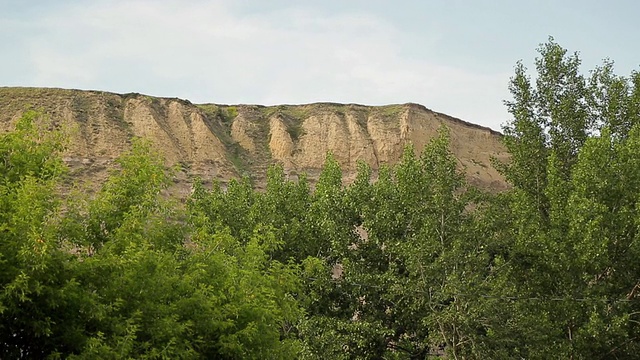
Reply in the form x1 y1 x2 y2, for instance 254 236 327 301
68 140 304 359
0 110 90 358
299 128 489 359
493 38 640 359
0 115 306 358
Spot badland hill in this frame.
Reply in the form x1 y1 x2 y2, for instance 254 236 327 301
0 87 509 194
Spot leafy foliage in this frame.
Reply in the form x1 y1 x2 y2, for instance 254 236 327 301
2 39 640 359
0 115 302 359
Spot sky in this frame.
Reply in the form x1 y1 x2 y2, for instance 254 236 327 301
1 0 639 131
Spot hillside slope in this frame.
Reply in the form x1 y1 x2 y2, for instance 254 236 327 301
0 87 509 194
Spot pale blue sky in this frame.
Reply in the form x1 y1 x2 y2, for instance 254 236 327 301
2 0 639 130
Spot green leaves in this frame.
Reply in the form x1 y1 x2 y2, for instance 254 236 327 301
4 39 640 358
0 111 87 358
495 39 640 358
0 110 67 185
0 112 304 359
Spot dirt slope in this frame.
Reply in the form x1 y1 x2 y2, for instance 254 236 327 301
0 87 509 194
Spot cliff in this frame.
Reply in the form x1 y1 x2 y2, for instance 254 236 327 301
0 87 509 194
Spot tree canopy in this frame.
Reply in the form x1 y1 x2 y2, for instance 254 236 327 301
1 39 639 359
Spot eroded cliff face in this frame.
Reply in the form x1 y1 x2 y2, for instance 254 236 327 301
0 87 509 193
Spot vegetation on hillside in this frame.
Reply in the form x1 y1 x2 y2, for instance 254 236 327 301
1 39 639 359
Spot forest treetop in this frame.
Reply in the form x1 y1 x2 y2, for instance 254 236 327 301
1 38 639 359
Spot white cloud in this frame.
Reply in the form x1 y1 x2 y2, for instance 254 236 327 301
20 0 510 130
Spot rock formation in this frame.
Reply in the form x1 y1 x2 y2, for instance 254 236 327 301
0 87 509 194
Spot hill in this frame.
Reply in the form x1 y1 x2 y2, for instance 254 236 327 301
0 87 508 193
